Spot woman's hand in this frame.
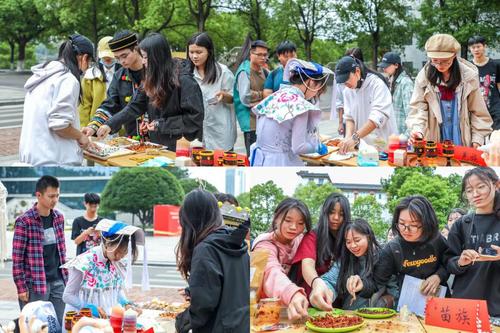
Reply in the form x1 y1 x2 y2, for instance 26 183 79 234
339 137 356 154
458 249 480 267
96 125 111 140
77 134 91 150
420 274 441 296
346 275 364 296
71 317 112 333
482 138 500 166
287 292 309 321
81 127 96 137
408 130 424 145
309 279 333 311
146 120 158 132
139 121 149 135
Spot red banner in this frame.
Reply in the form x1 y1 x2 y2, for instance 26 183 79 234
425 298 491 332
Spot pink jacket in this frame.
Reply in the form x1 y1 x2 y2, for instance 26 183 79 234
252 232 305 305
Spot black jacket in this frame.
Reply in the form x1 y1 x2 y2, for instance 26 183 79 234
374 235 449 297
175 224 250 333
97 66 142 136
106 62 204 151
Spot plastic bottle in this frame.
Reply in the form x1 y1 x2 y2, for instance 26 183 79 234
122 309 137 333
400 304 409 322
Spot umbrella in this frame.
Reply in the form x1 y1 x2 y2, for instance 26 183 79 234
0 181 7 268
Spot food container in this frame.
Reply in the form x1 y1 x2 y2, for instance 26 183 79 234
79 308 92 318
237 158 246 167
191 146 204 166
199 150 215 166
223 151 238 166
217 156 224 166
442 140 454 166
65 311 77 332
254 298 281 326
72 314 84 328
425 140 438 166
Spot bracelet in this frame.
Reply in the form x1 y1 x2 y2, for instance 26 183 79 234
311 276 321 288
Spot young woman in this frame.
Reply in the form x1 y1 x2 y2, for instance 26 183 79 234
62 219 145 317
441 208 466 239
97 33 204 151
321 219 386 309
78 36 116 129
378 52 414 135
250 59 332 166
252 198 312 321
336 55 398 154
20 34 93 166
175 190 249 333
291 193 351 310
446 167 500 317
407 34 492 147
373 195 449 307
187 32 237 151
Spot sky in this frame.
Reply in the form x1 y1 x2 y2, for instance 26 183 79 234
188 167 500 196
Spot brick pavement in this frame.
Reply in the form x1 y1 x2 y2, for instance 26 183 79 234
0 127 20 157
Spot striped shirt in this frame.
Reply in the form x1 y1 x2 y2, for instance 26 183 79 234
12 204 67 294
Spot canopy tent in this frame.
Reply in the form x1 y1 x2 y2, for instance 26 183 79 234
0 181 7 268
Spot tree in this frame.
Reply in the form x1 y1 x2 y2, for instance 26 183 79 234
179 178 218 196
188 0 213 32
352 195 388 240
236 192 251 209
293 181 339 224
381 167 435 206
249 181 286 238
217 0 270 40
170 168 190 179
334 0 411 67
414 0 500 58
100 168 184 229
0 0 48 70
289 0 333 60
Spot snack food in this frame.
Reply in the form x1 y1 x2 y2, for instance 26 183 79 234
253 298 281 326
325 138 342 147
105 137 137 147
158 312 177 320
356 308 393 315
128 143 162 153
145 148 160 155
308 314 363 329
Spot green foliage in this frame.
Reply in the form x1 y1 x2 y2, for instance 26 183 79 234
352 195 388 241
249 181 286 238
414 0 500 58
381 167 435 204
384 171 461 228
293 181 339 224
179 178 218 196
100 168 185 229
236 192 251 210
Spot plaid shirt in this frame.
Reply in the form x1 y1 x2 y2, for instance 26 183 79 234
392 71 414 135
12 204 67 295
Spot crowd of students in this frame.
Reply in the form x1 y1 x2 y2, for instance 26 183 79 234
10 176 249 333
18 29 500 167
252 166 500 321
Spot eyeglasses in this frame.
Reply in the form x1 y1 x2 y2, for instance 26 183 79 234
430 57 454 66
397 222 423 233
251 52 268 58
465 183 491 197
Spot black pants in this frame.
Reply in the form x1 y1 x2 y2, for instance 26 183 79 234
243 131 256 157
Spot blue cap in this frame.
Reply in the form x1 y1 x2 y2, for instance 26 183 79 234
378 52 401 69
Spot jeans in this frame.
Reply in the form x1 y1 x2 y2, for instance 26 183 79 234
19 279 65 329
243 131 256 157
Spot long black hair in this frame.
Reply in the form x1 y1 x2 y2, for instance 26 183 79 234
316 193 351 266
390 64 405 95
337 218 380 300
353 57 388 89
187 32 221 85
270 198 312 234
426 57 461 90
139 32 178 109
344 47 364 62
391 195 440 243
234 34 253 70
176 189 223 279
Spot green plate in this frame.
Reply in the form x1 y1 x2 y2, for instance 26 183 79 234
305 317 364 333
308 308 344 317
354 307 397 319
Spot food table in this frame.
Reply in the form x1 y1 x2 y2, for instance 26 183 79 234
252 308 500 333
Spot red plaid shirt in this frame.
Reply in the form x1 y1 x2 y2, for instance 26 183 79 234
12 204 68 295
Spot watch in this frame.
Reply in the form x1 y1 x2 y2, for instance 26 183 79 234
351 132 360 145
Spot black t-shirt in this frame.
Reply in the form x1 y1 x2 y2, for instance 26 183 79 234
476 59 500 128
71 216 103 255
129 69 143 86
447 213 500 316
41 214 61 282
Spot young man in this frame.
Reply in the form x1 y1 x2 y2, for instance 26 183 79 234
12 176 67 326
263 40 297 98
468 35 500 130
234 40 269 156
82 30 144 137
71 193 103 255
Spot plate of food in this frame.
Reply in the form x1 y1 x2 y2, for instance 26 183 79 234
323 138 342 148
127 142 165 153
301 146 337 159
105 137 139 147
84 142 135 160
305 314 364 333
307 308 344 317
354 307 397 319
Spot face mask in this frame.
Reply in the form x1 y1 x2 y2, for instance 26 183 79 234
100 59 116 69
